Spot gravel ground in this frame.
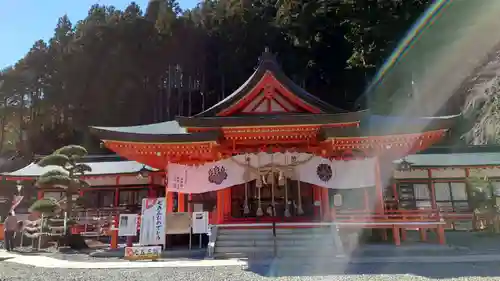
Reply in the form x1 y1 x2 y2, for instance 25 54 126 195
3 261 500 281
445 232 500 253
9 246 127 262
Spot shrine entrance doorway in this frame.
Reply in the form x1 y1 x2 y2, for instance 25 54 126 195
229 176 315 222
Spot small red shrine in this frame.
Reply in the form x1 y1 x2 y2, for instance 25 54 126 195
91 49 457 245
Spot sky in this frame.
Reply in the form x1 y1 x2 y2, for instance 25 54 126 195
0 0 198 69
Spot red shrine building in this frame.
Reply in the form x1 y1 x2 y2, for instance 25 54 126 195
89 49 458 245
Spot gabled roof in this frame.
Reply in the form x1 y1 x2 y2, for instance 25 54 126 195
90 121 221 143
395 152 500 167
177 111 367 128
3 160 157 178
320 114 460 138
195 48 345 117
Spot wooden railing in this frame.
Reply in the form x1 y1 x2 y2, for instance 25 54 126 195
332 209 444 228
71 208 122 236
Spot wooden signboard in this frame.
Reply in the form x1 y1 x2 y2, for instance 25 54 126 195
124 246 161 261
165 212 191 234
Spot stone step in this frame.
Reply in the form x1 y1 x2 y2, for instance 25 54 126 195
218 228 331 235
217 233 333 240
216 239 335 247
214 248 339 258
215 245 337 254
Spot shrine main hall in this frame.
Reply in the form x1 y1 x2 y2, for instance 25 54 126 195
90 49 458 246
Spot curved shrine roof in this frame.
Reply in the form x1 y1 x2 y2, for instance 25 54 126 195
196 48 345 117
177 111 367 128
319 114 460 139
89 49 459 146
3 160 157 178
90 113 459 144
90 121 221 143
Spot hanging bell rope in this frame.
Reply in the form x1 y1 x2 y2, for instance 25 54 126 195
284 156 290 217
292 154 304 215
256 153 263 217
243 155 250 215
297 174 304 215
266 169 273 184
278 170 285 187
271 153 275 213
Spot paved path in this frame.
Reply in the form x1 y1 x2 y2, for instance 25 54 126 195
2 260 500 281
4 250 500 269
0 251 245 268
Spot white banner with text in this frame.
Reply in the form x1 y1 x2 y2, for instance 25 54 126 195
166 153 375 194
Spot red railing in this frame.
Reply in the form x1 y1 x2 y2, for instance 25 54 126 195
333 209 443 224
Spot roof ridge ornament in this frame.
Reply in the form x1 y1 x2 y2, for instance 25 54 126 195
259 46 276 63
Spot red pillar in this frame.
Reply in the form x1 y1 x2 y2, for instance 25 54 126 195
224 188 231 219
216 190 224 224
391 182 398 201
166 193 174 213
392 225 401 246
437 225 446 245
374 157 384 214
321 187 330 221
178 193 186 212
428 169 437 209
111 177 120 249
313 185 321 218
419 228 427 242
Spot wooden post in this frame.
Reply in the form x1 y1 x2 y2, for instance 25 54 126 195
428 169 437 209
419 228 427 242
381 230 388 241
126 236 133 247
437 225 446 245
401 228 407 241
392 226 401 246
391 182 398 201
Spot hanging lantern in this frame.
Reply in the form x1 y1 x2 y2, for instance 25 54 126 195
278 171 285 186
396 158 413 171
297 204 304 215
243 169 250 182
256 176 263 188
256 207 263 216
266 172 273 185
284 207 291 217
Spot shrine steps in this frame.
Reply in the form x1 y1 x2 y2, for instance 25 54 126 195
213 227 343 259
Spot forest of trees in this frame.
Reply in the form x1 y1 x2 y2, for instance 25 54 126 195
0 0 439 156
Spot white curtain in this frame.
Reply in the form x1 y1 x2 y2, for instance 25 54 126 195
297 157 376 189
166 154 377 194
